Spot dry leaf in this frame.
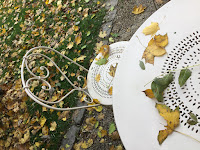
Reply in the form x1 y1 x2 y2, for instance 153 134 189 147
132 5 146 14
109 64 118 77
95 74 101 82
50 121 57 131
40 116 47 127
154 34 168 47
99 31 107 38
77 55 86 61
75 33 82 45
142 22 160 36
81 139 93 149
142 37 167 64
99 45 109 57
108 86 113 95
67 42 74 49
155 0 163 4
143 89 154 98
156 104 180 144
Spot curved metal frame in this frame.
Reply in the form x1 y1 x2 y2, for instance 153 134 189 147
21 46 100 111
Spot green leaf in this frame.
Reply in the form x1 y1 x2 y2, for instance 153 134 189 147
95 121 99 129
110 6 114 11
189 112 198 122
65 144 70 148
111 33 119 38
86 31 91 36
187 119 198 125
85 0 90 2
178 68 192 87
151 81 164 102
95 58 108 65
154 72 173 89
139 60 145 70
109 37 114 43
81 45 87 49
109 123 116 135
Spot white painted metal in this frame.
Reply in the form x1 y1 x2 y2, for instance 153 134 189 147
21 42 127 110
113 0 200 149
87 41 128 105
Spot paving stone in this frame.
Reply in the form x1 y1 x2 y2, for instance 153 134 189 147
102 21 112 38
60 125 80 150
72 101 86 125
104 9 117 22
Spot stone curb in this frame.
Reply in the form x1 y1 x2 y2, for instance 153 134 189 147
59 0 119 149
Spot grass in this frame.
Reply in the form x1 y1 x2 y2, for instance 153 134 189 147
0 0 106 149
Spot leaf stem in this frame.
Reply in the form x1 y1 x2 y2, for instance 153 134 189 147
136 36 147 48
174 130 200 143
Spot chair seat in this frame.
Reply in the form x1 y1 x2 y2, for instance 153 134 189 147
87 41 128 105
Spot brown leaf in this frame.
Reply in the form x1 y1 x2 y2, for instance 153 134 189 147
108 86 113 95
132 5 146 14
143 89 155 98
110 131 120 140
108 64 118 77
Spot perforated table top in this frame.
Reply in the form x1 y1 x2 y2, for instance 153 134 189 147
113 0 200 149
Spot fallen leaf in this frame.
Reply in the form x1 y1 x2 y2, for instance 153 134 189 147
154 34 168 47
142 22 160 36
108 86 113 95
139 60 145 70
109 123 116 135
99 31 107 38
156 104 180 144
19 130 30 144
98 113 105 120
132 5 146 14
75 33 82 45
109 64 118 77
81 139 93 149
67 42 74 49
40 116 47 127
109 37 114 43
50 121 57 131
110 131 120 140
187 112 198 125
77 55 86 61
95 74 101 82
99 45 109 57
151 73 173 102
95 58 108 65
178 68 192 87
143 89 154 98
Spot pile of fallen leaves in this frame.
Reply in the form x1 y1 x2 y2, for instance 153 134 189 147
0 0 106 149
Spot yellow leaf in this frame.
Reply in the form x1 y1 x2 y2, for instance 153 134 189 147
108 86 113 95
75 33 82 45
40 116 47 127
94 106 103 112
94 41 104 53
50 121 57 131
143 89 154 98
11 52 17 58
156 104 180 144
35 142 40 147
77 55 86 61
95 74 101 82
99 45 109 57
101 130 107 137
81 139 93 149
42 126 49 135
51 96 58 102
47 61 54 66
142 22 160 36
73 25 79 31
132 5 146 15
19 130 30 144
142 38 166 64
1 28 6 34
67 42 74 49
99 31 107 38
108 64 118 77
154 34 168 47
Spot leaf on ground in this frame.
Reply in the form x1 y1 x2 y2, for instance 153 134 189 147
95 58 108 65
109 123 116 135
95 74 101 82
94 105 103 112
99 31 107 38
40 116 47 127
109 37 114 43
142 22 160 36
156 104 180 145
75 33 82 45
151 73 173 102
50 121 57 131
109 64 118 77
187 112 198 125
81 139 93 149
67 42 74 49
19 130 30 144
77 55 86 62
108 86 113 95
178 68 192 87
132 5 146 14
139 60 145 70
142 35 168 64
143 89 154 98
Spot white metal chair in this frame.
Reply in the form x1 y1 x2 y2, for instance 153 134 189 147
21 41 128 111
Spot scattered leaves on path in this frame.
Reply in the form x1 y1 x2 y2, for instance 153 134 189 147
132 5 146 15
156 104 180 145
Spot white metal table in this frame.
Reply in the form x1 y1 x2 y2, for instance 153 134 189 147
113 0 200 149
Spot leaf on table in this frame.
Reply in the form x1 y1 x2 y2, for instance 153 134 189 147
99 45 109 57
156 104 180 145
108 86 113 95
142 22 160 36
142 34 168 64
109 64 118 77
139 60 145 70
95 58 108 65
95 74 101 82
187 112 198 125
109 123 116 135
99 31 107 38
132 5 146 15
143 89 154 98
151 72 173 102
178 68 192 87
